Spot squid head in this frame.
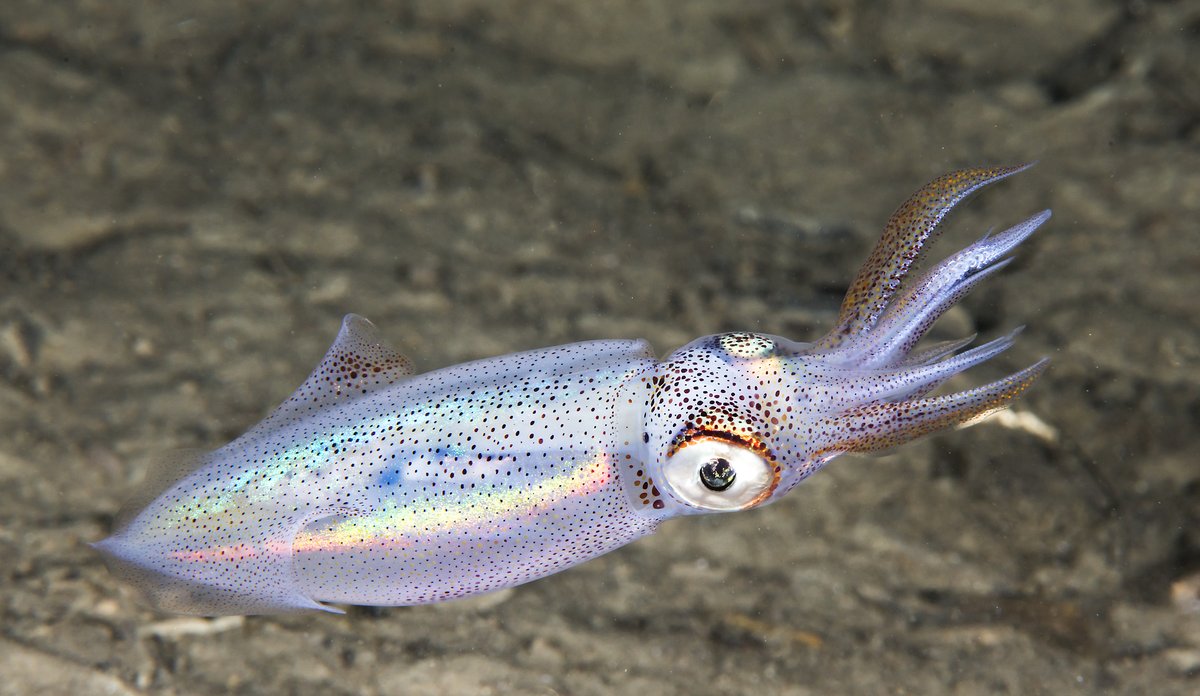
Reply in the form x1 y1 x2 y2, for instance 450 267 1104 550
638 164 1048 516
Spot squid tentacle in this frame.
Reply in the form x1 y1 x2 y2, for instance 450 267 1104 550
812 358 1049 456
818 163 1034 349
826 209 1050 368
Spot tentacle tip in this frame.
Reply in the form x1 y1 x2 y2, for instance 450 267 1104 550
1007 357 1051 394
985 161 1038 180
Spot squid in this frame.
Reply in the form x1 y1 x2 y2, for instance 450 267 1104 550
95 165 1050 615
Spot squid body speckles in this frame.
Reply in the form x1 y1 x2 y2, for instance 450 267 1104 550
95 165 1050 615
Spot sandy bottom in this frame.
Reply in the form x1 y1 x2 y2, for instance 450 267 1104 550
1 1 1198 694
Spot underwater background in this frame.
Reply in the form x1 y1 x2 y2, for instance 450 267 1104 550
1 1 1197 694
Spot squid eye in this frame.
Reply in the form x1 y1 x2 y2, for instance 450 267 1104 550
699 458 735 491
662 439 774 511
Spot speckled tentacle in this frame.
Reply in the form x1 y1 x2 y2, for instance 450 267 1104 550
827 209 1050 369
812 358 1048 456
817 164 1033 349
811 329 1024 413
900 334 978 367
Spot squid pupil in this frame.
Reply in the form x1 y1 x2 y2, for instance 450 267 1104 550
699 458 736 491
